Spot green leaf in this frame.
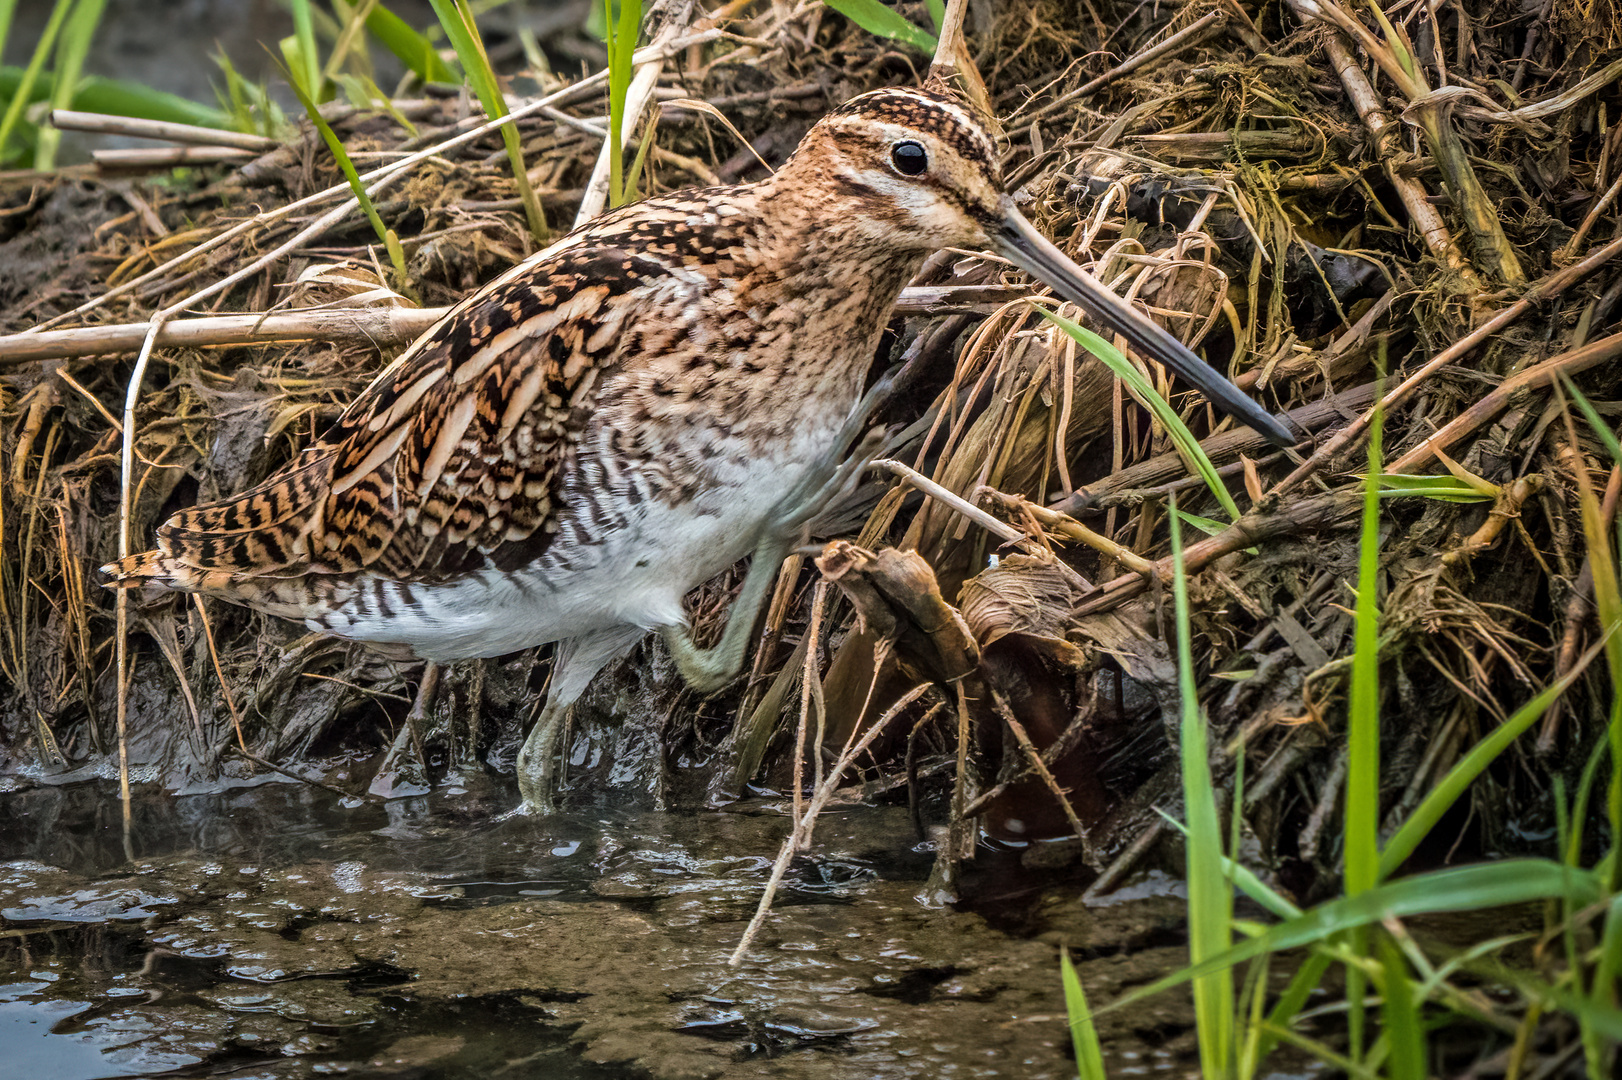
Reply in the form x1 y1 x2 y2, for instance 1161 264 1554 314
1378 939 1427 1080
281 57 391 259
288 0 325 102
37 0 106 169
426 0 547 239
1170 498 1235 1076
0 0 74 164
1099 859 1602 1016
1059 948 1107 1080
824 0 938 53
1560 373 1622 468
365 3 457 84
1174 508 1228 536
1376 473 1496 503
1346 398 1383 899
1038 306 1241 521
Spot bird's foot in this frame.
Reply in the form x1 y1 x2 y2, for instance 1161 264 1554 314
513 698 566 814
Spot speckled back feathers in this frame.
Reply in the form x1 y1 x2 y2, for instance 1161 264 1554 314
102 87 1011 644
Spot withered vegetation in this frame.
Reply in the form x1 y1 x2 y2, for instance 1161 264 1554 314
1 0 1618 912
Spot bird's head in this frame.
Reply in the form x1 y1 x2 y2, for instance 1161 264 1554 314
786 87 1006 253
783 87 1295 447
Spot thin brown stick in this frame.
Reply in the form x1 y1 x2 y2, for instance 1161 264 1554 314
192 595 246 754
93 147 254 169
1268 236 1622 499
981 488 1155 574
0 286 1020 366
729 683 933 966
871 458 1025 542
51 109 279 151
1388 331 1622 472
793 580 829 830
999 702 1089 841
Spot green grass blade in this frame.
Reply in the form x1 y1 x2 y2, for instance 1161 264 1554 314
603 0 643 207
36 0 105 169
1170 496 1235 1076
1561 373 1622 468
427 0 547 239
1158 812 1303 922
1059 948 1108 1080
0 0 74 164
1251 950 1334 1066
1376 473 1495 502
56 70 230 127
280 59 400 286
1559 373 1622 892
0 0 18 69
289 0 324 102
1378 938 1428 1080
1380 629 1615 879
366 3 457 84
1096 859 1601 1016
1039 306 1241 520
823 0 938 52
1346 397 1383 896
1342 384 1384 1065
1587 894 1622 1076
1559 379 1622 888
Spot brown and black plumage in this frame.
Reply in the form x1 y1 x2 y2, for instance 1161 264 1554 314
104 87 1292 812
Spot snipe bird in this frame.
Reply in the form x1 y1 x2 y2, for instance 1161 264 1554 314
105 87 1293 813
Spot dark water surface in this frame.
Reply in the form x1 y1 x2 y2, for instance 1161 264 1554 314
0 775 1213 1079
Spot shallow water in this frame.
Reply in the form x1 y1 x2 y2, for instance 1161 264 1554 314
0 775 1224 1079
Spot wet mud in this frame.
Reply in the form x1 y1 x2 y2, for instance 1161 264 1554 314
0 777 1232 1080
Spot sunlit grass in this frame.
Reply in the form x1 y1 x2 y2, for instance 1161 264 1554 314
1169 495 1237 1074
823 0 939 52
36 0 106 169
1059 946 1106 1080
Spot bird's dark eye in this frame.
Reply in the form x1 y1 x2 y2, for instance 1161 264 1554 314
891 140 928 176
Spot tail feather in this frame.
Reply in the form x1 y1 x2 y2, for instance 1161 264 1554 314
98 549 183 600
99 455 335 612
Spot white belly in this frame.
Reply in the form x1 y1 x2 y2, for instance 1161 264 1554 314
313 433 835 663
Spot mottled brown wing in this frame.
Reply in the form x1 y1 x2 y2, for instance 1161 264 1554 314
147 245 697 587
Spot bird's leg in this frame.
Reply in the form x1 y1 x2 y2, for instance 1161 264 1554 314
369 661 438 799
405 661 438 765
661 528 794 694
514 626 645 814
661 391 889 694
515 696 569 815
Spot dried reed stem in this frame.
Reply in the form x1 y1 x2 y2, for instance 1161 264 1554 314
50 109 278 151
729 683 931 966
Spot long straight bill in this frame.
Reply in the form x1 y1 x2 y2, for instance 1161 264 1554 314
995 197 1295 447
